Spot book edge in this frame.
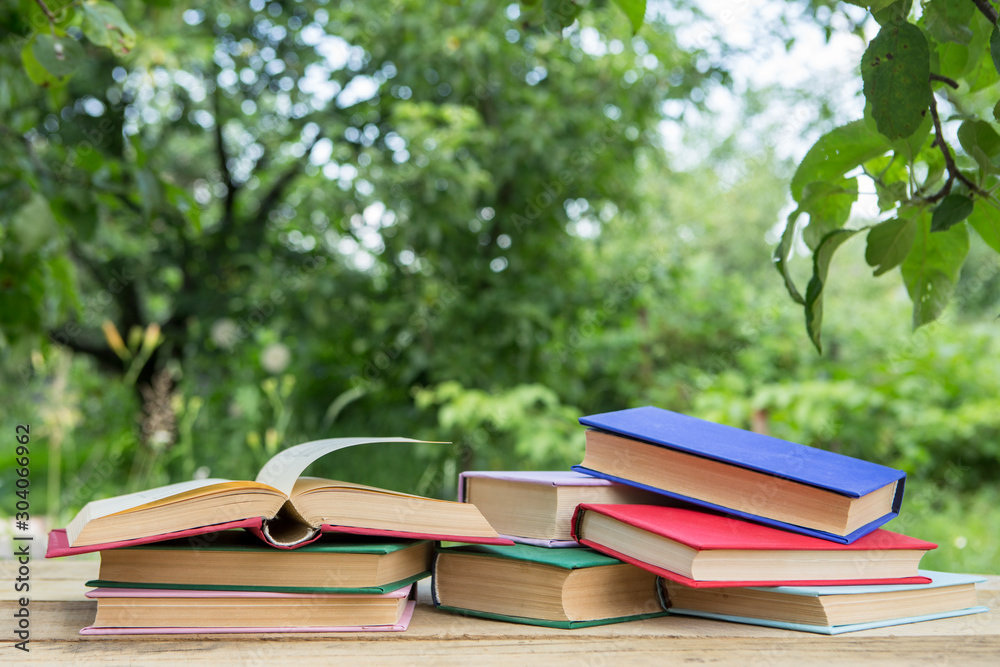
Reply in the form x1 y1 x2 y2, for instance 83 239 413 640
666 605 990 635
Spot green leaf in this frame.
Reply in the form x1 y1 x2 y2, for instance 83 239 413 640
135 169 162 220
790 120 889 200
12 193 59 253
32 33 85 79
888 105 932 159
20 41 63 87
165 183 202 235
992 21 1000 76
611 0 646 34
957 120 1000 158
934 40 971 81
81 0 137 56
798 179 858 250
931 194 974 232
994 99 1000 123
805 229 861 353
543 0 584 31
874 180 908 211
922 0 974 45
861 21 932 140
865 215 918 275
47 253 82 315
957 120 1000 175
968 200 1000 253
901 213 969 328
871 0 912 25
774 209 805 305
963 14 1000 90
864 154 910 210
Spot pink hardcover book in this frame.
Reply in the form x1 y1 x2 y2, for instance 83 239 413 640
458 470 669 547
80 585 416 634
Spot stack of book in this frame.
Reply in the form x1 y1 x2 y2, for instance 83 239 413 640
449 406 988 634
432 471 671 627
45 437 510 634
56 532 431 634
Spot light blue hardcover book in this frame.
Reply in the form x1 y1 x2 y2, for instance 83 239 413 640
662 570 989 635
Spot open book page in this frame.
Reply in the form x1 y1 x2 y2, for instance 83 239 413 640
291 477 455 502
255 437 436 497
83 479 239 520
66 479 281 546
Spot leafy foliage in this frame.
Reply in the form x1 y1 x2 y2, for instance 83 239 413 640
2 1 999 573
779 0 1000 348
0 0 723 500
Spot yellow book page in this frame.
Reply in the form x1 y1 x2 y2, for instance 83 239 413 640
291 476 454 503
95 480 282 520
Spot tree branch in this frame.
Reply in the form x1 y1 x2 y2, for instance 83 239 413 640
34 0 56 21
929 73 959 90
971 0 999 24
248 132 324 231
212 69 238 237
925 90 990 203
112 191 143 215
48 325 124 374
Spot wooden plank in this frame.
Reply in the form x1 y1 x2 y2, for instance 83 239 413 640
7 560 998 665
15 635 1000 666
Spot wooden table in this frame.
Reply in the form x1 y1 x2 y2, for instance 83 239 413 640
5 558 999 665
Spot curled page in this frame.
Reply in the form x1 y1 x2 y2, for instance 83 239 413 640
255 437 436 497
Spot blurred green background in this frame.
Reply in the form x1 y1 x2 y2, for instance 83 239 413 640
1 1 998 572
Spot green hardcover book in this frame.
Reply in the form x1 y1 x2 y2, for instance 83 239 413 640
432 543 667 628
89 531 432 593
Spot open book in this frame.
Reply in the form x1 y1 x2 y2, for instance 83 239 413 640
50 437 508 554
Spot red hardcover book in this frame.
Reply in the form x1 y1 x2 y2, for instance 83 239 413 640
571 504 935 588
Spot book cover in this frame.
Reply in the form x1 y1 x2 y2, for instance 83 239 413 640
80 601 417 634
82 585 416 634
432 544 668 628
83 573 429 596
432 606 667 629
435 543 627 573
81 531 432 593
577 406 907 543
85 586 414 599
458 470 628 547
457 471 622 502
666 606 989 635
662 571 989 634
572 504 935 587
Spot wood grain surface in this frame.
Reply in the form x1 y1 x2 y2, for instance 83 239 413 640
4 556 998 666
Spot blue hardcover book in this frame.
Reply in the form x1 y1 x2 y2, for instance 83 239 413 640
660 570 988 635
574 406 907 543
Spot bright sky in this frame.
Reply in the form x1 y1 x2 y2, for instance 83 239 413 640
660 0 872 167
